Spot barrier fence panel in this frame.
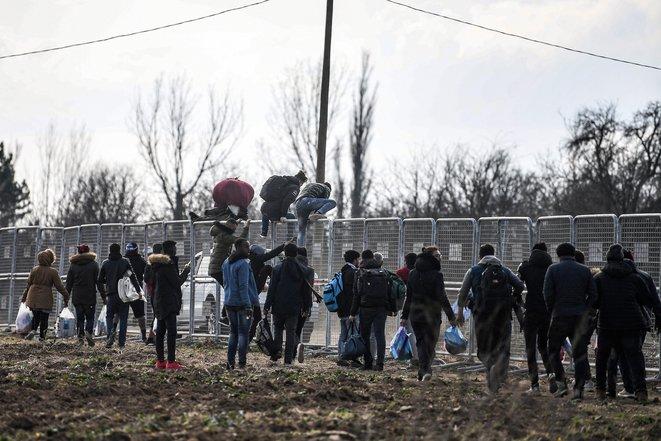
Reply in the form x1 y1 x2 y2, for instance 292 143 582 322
574 215 618 267
248 219 273 251
13 228 39 325
79 224 100 259
146 222 165 251
402 218 435 256
123 224 148 256
190 221 218 337
536 216 574 262
0 228 16 326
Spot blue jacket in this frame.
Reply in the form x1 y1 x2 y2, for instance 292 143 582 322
543 256 596 318
222 253 259 308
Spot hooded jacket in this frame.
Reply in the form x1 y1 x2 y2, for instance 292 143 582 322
145 254 183 319
66 252 105 306
260 175 303 221
222 251 259 309
296 255 315 315
543 256 596 318
592 260 658 331
208 222 249 276
297 183 331 201
457 255 524 309
98 251 141 297
517 249 553 315
401 253 455 324
623 259 660 330
350 258 388 315
265 256 309 316
124 251 147 285
21 250 69 311
249 243 286 292
337 262 358 318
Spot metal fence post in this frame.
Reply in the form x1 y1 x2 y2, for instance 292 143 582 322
189 220 196 337
7 228 18 327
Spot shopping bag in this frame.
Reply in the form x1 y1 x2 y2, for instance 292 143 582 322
55 307 77 338
444 325 468 355
255 317 279 358
341 321 367 361
118 270 140 303
15 303 33 334
451 300 471 322
389 326 413 361
94 305 107 336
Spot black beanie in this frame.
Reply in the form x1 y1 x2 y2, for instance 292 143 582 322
109 243 121 254
532 242 547 252
606 244 624 262
556 242 576 258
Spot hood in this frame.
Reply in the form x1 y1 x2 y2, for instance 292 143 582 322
37 249 56 266
478 255 501 266
227 251 248 264
359 258 381 269
601 261 634 278
250 244 266 256
528 249 552 268
296 255 309 267
108 251 123 261
283 257 304 280
414 252 441 272
623 259 638 272
69 252 97 265
148 254 172 266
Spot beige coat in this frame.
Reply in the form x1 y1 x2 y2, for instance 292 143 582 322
21 249 70 311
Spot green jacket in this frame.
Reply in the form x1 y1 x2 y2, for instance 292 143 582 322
208 222 249 276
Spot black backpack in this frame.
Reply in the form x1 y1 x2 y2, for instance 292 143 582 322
475 264 512 314
359 268 390 308
255 317 279 358
260 176 290 202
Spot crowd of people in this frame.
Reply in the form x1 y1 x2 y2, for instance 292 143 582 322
16 169 661 404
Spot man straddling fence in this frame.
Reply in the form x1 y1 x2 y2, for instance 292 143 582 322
457 244 525 393
259 170 308 238
543 242 596 400
295 182 336 246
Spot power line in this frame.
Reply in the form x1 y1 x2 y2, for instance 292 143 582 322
0 0 272 60
385 0 661 71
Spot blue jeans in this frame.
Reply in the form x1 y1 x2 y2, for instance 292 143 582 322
107 294 129 347
261 212 295 236
227 307 252 367
295 197 336 246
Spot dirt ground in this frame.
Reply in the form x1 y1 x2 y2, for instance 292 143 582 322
0 334 658 441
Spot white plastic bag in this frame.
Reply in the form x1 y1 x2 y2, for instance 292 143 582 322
15 303 33 334
95 305 107 336
55 307 77 338
118 270 140 303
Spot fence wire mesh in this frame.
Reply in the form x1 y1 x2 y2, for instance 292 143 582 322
536 216 573 262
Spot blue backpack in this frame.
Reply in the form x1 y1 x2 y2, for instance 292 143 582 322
323 271 343 312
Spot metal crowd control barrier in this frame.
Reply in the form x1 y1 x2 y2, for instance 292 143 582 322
0 215 659 375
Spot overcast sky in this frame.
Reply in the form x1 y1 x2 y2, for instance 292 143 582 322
1 0 660 187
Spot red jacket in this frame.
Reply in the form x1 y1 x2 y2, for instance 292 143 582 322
396 266 410 283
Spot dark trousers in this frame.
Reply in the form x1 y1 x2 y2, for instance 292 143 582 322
359 307 387 367
475 313 512 392
31 310 50 338
155 314 177 362
248 306 262 343
296 314 307 345
523 311 553 386
273 314 298 364
596 329 646 394
548 315 590 390
607 349 634 394
106 295 130 347
74 304 95 337
411 317 441 376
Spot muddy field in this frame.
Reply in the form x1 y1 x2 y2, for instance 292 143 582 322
0 334 658 441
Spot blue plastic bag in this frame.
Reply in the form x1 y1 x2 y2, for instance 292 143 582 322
444 325 468 355
389 326 413 361
341 321 367 361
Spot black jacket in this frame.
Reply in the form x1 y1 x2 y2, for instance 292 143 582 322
337 263 358 318
125 251 147 285
623 259 660 330
297 255 315 315
145 254 183 319
517 249 553 315
66 252 104 306
350 258 387 316
297 183 330 200
401 253 455 324
543 256 596 318
98 252 141 297
593 261 659 331
265 257 310 316
260 175 302 221
249 243 286 292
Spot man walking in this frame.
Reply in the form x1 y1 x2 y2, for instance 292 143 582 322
124 242 148 341
336 250 360 365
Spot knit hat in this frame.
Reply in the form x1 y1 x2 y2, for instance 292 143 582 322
125 242 138 253
163 240 177 256
556 242 576 258
77 244 90 254
532 242 547 252
606 244 624 262
109 243 121 254
250 244 266 256
323 182 332 191
152 243 163 254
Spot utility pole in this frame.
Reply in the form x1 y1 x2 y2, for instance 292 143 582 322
316 0 334 183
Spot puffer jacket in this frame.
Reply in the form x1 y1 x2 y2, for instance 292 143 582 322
208 222 249 276
297 183 331 201
98 251 141 297
22 250 69 311
265 257 308 316
145 254 183 319
593 261 658 331
401 252 455 324
543 256 596 318
66 252 104 306
260 175 302 221
517 249 553 315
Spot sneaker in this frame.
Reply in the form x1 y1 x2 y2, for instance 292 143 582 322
106 334 115 349
238 363 246 370
25 331 36 341
617 389 635 399
166 361 183 370
571 389 584 401
85 331 95 347
155 360 167 370
226 362 235 371
259 234 268 239
336 359 350 367
526 384 541 395
77 337 85 347
118 345 125 354
634 390 648 403
584 380 595 392
553 381 569 398
145 336 154 346
308 213 326 222
297 343 305 363
38 336 46 343
596 389 607 401
548 375 558 394
350 360 364 369
421 373 432 382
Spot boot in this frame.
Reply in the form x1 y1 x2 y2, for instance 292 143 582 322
85 331 95 347
596 389 607 401
138 317 147 342
634 390 648 404
77 336 85 347
548 374 558 394
571 388 584 401
553 380 569 398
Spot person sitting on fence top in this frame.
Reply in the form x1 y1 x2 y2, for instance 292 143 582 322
98 243 141 351
349 249 390 371
22 249 70 342
592 244 660 403
337 250 361 366
295 182 336 247
259 170 308 238
66 244 105 347
295 246 316 364
400 248 456 382
208 218 250 285
542 242 596 400
457 244 525 394
124 242 148 342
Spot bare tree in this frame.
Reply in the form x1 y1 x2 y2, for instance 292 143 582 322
132 75 242 220
263 59 347 177
332 143 347 218
349 52 376 217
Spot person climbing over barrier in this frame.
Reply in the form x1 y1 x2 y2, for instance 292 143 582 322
208 218 250 286
295 182 336 246
259 170 308 237
188 177 254 222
